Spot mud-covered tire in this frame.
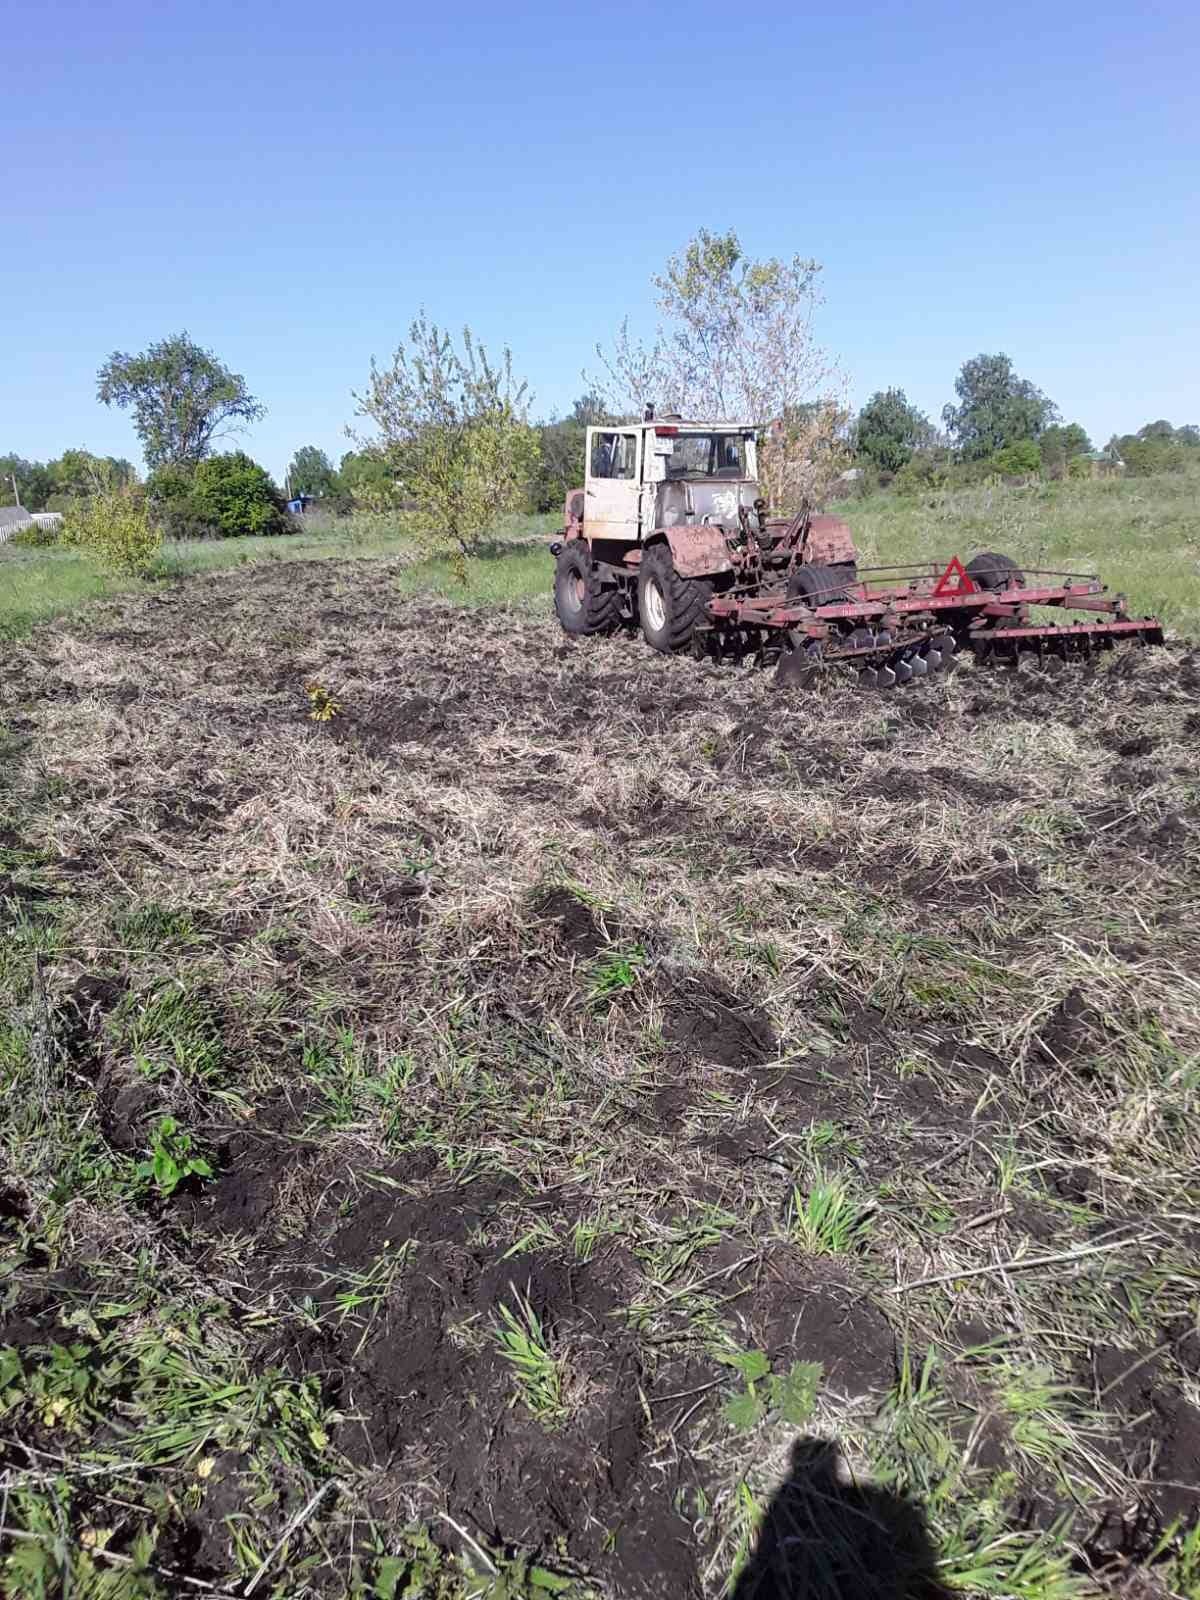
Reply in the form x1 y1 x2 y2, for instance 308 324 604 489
787 563 851 605
638 544 713 653
966 551 1024 591
554 542 620 636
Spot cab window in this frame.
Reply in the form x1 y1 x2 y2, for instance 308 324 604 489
591 432 638 480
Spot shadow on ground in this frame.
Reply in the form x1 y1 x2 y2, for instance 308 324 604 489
732 1439 951 1600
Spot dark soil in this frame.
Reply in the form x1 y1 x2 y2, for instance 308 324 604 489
529 886 606 957
3 563 1199 1595
664 974 777 1068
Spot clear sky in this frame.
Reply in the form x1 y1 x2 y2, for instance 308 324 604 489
2 0 1197 482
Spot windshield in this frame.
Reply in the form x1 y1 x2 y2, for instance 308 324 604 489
664 433 751 479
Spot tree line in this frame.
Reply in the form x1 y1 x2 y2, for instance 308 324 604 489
5 236 1197 569
851 357 1198 492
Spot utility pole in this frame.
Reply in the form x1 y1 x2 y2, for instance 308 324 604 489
9 472 20 508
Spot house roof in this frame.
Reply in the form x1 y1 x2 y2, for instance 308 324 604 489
0 505 33 531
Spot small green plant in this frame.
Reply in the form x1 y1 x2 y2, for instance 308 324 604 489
0 1341 103 1433
306 679 342 721
494 1291 565 1423
712 1346 823 1431
135 1116 214 1197
587 945 645 1004
787 1171 875 1255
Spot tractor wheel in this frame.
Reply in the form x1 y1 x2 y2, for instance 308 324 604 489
966 551 1024 591
638 544 713 653
554 542 620 636
787 563 851 605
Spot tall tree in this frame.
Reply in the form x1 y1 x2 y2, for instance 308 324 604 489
595 228 845 512
97 333 265 469
287 445 338 498
942 354 1058 460
352 313 539 559
854 389 933 473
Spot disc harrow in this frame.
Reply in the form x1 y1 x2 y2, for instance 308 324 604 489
705 557 1163 689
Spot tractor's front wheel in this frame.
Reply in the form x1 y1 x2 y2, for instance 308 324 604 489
554 542 619 636
638 545 713 653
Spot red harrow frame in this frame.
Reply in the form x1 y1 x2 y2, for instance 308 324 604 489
706 557 1164 689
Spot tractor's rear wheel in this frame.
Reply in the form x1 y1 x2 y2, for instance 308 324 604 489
966 551 1024 591
554 542 620 636
787 563 852 604
638 545 713 653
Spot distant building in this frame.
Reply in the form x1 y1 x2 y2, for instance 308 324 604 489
0 505 33 543
286 494 317 514
1081 450 1125 478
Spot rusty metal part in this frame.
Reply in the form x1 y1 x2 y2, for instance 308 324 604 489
804 514 857 568
660 525 735 579
710 558 1164 689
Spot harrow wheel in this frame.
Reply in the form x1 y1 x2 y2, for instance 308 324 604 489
965 550 1024 591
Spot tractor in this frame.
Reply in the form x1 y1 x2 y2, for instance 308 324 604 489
549 416 1162 687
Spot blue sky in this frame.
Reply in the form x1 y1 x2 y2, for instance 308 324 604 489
2 0 1196 482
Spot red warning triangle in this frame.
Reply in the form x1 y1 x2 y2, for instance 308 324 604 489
932 556 977 597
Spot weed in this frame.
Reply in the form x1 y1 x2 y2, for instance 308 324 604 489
134 1115 215 1197
587 945 645 1004
786 1171 875 1255
711 1345 824 1431
494 1292 566 1424
306 679 342 721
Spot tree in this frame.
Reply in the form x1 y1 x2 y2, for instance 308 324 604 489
991 440 1042 476
0 454 55 510
97 333 265 470
595 227 845 513
188 453 290 537
1113 431 1186 477
942 354 1058 460
1038 422 1091 477
287 446 338 498
339 448 402 509
854 389 933 473
351 313 540 559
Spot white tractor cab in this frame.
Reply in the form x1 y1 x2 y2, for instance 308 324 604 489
551 416 858 653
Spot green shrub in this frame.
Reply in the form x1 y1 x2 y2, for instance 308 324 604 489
60 491 162 576
9 520 59 549
190 453 291 537
147 454 291 539
1066 456 1091 480
894 452 949 495
991 440 1042 476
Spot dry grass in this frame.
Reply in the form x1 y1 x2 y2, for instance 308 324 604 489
1 553 1198 1599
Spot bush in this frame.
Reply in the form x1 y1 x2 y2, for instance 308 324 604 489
1067 456 1091 480
189 453 291 538
991 440 1042 476
9 520 60 549
894 453 949 495
60 491 162 575
147 454 290 539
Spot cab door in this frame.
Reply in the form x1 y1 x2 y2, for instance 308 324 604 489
584 428 641 541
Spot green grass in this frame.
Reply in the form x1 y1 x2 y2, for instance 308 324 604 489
841 467 1200 636
0 509 557 639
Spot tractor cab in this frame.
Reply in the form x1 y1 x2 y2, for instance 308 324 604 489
582 420 760 543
